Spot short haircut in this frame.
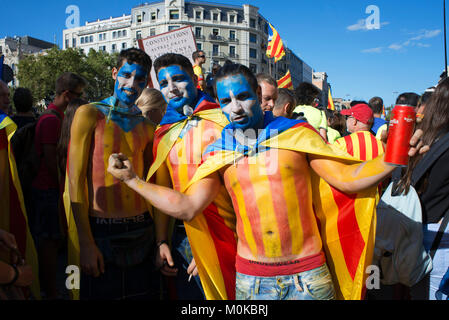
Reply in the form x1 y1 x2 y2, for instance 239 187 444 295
274 88 296 110
294 82 321 106
55 72 87 96
256 73 278 88
154 53 195 80
13 87 33 113
117 48 152 74
136 88 167 112
396 92 420 107
368 96 384 114
192 50 204 61
213 63 259 98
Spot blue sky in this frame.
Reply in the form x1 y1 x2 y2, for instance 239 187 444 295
0 0 446 107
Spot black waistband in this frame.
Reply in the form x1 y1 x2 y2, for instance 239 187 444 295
89 212 153 236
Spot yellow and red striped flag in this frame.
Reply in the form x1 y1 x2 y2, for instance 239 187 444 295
266 23 286 63
277 70 293 90
328 87 335 110
382 105 386 119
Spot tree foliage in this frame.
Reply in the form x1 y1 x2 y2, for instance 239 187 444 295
17 47 118 106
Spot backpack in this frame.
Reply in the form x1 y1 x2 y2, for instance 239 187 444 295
11 109 61 197
373 131 449 287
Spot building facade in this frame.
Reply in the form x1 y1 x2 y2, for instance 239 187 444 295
0 36 55 86
62 0 315 83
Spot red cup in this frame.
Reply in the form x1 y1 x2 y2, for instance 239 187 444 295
384 105 416 167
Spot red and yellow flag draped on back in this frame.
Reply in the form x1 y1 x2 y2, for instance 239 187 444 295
335 131 385 161
0 112 40 299
147 96 237 300
185 120 379 300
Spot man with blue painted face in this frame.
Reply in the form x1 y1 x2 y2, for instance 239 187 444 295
66 48 160 300
144 53 236 300
108 63 426 300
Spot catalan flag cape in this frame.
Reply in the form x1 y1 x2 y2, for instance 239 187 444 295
147 91 237 300
277 70 293 90
266 23 286 63
335 131 385 161
185 112 379 300
328 88 335 111
0 111 40 299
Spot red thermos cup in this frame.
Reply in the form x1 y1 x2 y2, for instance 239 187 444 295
384 105 416 167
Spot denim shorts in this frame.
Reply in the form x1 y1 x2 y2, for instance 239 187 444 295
235 264 336 300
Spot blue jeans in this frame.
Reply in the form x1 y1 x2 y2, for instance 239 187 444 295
171 225 204 300
235 264 336 300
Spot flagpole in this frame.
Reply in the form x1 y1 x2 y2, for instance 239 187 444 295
444 0 448 78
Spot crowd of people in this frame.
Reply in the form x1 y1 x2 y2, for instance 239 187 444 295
0 47 448 301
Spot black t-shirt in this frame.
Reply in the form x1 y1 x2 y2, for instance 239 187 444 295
416 146 449 224
11 115 36 130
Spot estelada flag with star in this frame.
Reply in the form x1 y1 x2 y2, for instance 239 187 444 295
266 23 286 63
184 113 380 300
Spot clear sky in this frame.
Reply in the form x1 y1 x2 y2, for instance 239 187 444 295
1 0 447 106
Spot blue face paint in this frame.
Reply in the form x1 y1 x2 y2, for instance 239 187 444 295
114 62 148 107
216 74 264 131
157 65 197 113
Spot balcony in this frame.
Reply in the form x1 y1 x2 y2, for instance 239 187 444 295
209 34 227 43
209 51 227 59
228 37 239 44
228 53 239 59
195 34 205 41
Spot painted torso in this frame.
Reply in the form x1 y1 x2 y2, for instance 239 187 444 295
90 110 154 218
220 148 322 262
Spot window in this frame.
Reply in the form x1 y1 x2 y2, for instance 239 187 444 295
212 29 219 36
65 39 69 48
89 35 93 43
112 44 117 52
249 48 257 59
229 15 235 23
195 27 202 38
250 18 256 28
249 63 257 74
212 44 219 56
136 31 142 39
118 30 122 38
150 28 156 36
122 43 127 49
168 25 180 31
229 30 236 41
113 31 117 39
213 13 218 21
72 38 76 47
0 46 2 54
229 46 236 58
170 10 179 20
81 37 85 44
137 14 142 23
250 33 257 43
197 43 202 50
195 11 202 20
99 45 106 52
151 12 156 21
123 30 127 37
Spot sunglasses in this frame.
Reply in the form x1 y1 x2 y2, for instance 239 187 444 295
198 55 206 58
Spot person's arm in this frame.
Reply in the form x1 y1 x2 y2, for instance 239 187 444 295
107 153 220 222
0 261 33 287
309 154 395 193
68 105 104 277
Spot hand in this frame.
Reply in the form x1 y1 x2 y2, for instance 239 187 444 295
155 243 178 277
187 258 198 278
15 265 33 287
80 243 105 278
0 229 18 252
408 129 430 157
107 153 136 183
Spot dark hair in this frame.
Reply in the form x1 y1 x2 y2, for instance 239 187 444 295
274 88 296 110
350 100 368 107
154 53 195 80
56 98 88 179
368 96 384 114
13 87 33 113
418 88 435 107
213 63 259 99
55 72 87 96
256 73 278 89
326 110 346 135
398 78 449 194
294 82 321 106
192 50 205 61
395 92 420 107
117 48 152 74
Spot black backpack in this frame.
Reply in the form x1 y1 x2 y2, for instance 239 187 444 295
11 109 61 196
